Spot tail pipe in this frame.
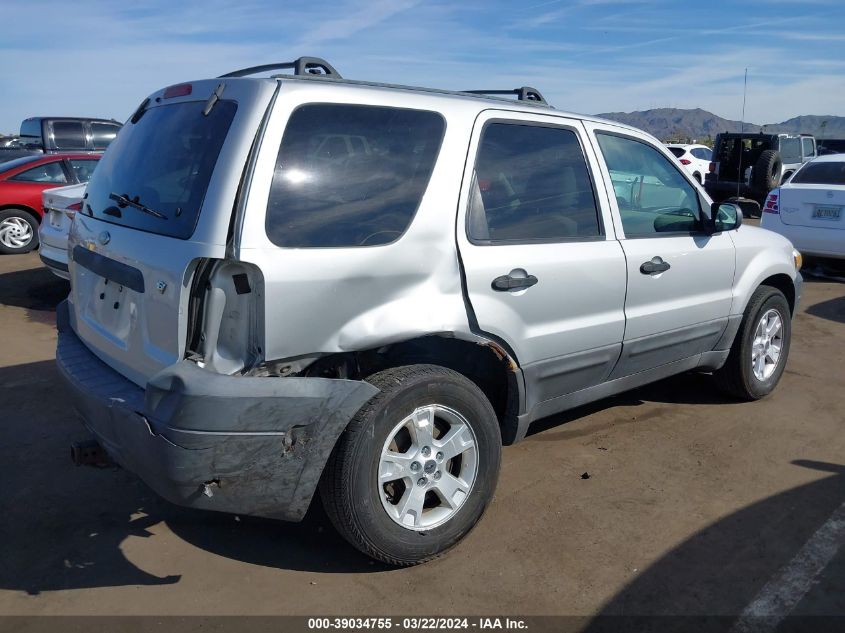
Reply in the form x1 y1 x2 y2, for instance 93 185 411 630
70 439 112 467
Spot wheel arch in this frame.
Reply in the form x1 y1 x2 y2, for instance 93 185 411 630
0 204 41 222
759 273 796 315
295 333 524 446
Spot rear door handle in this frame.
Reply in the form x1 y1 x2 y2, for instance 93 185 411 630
640 257 671 275
492 272 538 291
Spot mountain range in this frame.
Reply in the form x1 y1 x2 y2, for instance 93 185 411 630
595 108 845 142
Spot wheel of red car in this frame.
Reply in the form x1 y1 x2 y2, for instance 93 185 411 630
0 208 40 254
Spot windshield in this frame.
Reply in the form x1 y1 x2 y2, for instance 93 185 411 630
668 147 685 158
84 100 237 239
791 161 845 185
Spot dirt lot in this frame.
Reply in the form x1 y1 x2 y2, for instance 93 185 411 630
1 248 844 622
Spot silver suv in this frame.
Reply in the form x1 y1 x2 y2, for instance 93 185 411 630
57 58 803 566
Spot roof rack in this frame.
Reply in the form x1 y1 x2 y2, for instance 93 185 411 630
462 87 547 105
219 56 341 79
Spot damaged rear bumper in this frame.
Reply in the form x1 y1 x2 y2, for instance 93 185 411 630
55 300 378 521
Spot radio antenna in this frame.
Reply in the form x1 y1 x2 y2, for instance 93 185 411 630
736 68 748 198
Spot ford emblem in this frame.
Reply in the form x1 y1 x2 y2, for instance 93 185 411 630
98 231 111 245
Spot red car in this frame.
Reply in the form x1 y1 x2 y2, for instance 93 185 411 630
0 153 100 254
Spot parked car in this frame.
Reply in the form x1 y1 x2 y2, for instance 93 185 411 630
0 117 120 162
39 182 86 278
705 132 817 206
761 154 845 260
817 139 845 156
0 154 100 254
56 57 802 566
666 143 712 183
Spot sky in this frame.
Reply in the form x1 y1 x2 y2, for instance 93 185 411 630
1 0 844 133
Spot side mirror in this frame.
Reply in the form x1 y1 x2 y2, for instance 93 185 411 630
709 201 743 232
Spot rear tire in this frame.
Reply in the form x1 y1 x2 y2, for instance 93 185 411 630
0 208 39 254
319 364 501 566
715 286 791 400
753 150 782 193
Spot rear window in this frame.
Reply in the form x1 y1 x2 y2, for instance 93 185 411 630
791 161 845 185
266 104 445 248
90 122 120 150
52 121 86 150
780 137 801 164
668 147 685 158
20 119 41 144
83 100 237 239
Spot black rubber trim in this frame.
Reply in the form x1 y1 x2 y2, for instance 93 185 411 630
39 253 68 272
72 245 145 293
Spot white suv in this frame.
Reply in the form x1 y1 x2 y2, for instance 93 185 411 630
666 143 712 184
56 57 803 566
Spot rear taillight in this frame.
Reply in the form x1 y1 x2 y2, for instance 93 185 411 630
65 201 82 218
680 159 691 165
763 190 780 214
709 162 716 173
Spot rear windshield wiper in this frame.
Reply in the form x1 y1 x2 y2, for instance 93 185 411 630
108 192 168 220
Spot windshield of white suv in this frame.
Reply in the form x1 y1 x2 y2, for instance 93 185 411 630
83 100 237 239
266 104 445 247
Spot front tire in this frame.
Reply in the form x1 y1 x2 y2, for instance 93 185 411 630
320 364 502 566
0 208 39 254
715 286 792 400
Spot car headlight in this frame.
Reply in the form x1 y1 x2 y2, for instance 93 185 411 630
793 248 802 271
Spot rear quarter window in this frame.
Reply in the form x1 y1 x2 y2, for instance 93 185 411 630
266 104 445 248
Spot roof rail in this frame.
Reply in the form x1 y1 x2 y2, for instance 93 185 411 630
462 86 548 105
219 57 341 79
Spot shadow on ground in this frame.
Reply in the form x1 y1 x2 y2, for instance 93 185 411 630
583 460 845 630
0 265 68 323
0 358 382 597
805 294 845 325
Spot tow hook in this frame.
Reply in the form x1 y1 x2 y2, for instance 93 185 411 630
70 439 112 467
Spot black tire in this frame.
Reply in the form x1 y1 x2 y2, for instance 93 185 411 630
693 172 702 184
715 286 792 400
319 364 502 566
0 208 40 254
753 150 782 193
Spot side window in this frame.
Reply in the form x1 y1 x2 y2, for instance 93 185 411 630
596 133 701 237
266 104 445 248
801 137 815 159
9 161 68 184
90 123 120 150
69 159 99 182
691 147 711 160
468 122 602 243
51 121 86 150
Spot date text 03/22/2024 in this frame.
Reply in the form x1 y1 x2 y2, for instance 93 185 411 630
307 618 528 630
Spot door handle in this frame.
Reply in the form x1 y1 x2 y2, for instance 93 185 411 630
492 272 539 291
640 257 671 275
